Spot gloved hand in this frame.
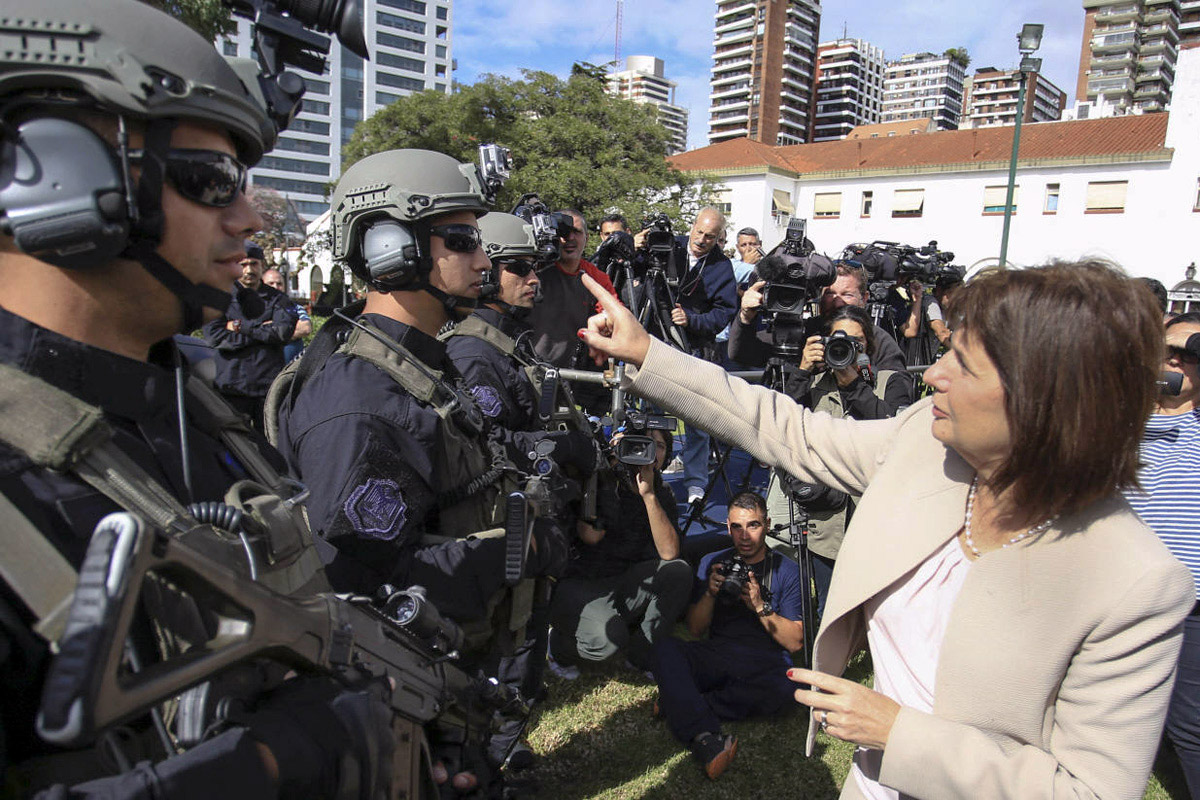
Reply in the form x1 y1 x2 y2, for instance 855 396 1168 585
546 430 600 476
242 676 395 800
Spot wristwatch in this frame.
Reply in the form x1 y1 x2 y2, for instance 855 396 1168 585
757 602 773 617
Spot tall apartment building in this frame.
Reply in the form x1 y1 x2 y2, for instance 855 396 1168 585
1183 0 1200 44
708 0 822 147
811 38 886 141
220 0 454 222
607 56 690 154
1077 0 1180 113
882 52 967 131
962 67 1067 128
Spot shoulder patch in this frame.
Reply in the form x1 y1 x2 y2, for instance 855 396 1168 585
344 477 408 539
469 384 503 418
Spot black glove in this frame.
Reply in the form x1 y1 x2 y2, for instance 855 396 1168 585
546 429 599 476
242 676 395 800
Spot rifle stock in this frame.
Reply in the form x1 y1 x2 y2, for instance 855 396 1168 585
37 512 519 798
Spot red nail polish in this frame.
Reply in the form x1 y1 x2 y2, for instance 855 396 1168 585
577 329 587 338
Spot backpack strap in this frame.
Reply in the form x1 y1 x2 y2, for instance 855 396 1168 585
185 375 289 495
440 314 519 358
0 491 78 641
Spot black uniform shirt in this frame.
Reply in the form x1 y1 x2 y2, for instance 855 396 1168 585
0 306 280 795
275 314 451 591
202 283 298 398
443 308 553 465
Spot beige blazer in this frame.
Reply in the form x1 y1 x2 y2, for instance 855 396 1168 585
629 339 1193 800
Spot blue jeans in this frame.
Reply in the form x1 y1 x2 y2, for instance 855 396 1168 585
651 637 795 744
681 424 710 499
1167 611 1200 798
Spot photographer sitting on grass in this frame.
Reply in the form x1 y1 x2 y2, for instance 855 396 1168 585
547 427 692 678
650 492 804 780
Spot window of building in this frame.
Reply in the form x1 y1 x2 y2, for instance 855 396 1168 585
1084 181 1128 214
436 5 448 19
377 31 425 53
982 185 1016 215
861 190 873 217
436 25 447 39
376 10 425 34
251 175 328 196
258 155 329 176
377 0 425 13
813 192 841 219
771 189 795 222
377 51 425 73
892 188 924 218
276 136 331 156
436 45 447 58
303 77 330 95
222 40 238 56
377 72 424 92
301 98 330 115
1045 183 1060 214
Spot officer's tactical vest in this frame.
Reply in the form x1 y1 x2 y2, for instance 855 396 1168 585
265 315 532 651
0 363 328 642
440 313 593 436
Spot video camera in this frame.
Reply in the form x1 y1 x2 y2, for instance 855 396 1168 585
755 220 836 357
478 143 513 203
637 212 685 287
895 241 963 287
225 0 368 134
512 193 574 266
593 229 637 273
613 410 676 466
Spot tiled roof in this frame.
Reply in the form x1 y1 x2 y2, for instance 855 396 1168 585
845 118 937 139
669 113 1172 177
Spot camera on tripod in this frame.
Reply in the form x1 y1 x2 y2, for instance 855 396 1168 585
593 229 637 272
613 410 676 466
756 220 835 320
896 241 962 288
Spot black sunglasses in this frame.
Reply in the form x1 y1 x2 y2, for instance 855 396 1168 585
128 148 247 208
429 224 483 253
1167 345 1200 366
496 257 536 277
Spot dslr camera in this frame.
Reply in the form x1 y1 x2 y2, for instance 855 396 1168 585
716 554 752 601
817 330 864 370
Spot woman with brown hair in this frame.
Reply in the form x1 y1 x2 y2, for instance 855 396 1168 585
575 261 1193 799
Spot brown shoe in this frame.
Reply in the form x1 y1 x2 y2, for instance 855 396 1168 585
691 732 738 780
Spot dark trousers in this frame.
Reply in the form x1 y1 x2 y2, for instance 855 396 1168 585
222 393 267 433
549 559 692 670
650 636 795 744
812 552 836 621
1167 613 1200 798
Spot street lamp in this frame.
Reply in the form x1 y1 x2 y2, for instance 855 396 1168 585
998 23 1044 268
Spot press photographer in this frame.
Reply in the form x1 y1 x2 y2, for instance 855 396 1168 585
649 492 804 781
729 241 906 372
548 414 691 678
887 241 962 367
631 208 737 504
765 304 914 617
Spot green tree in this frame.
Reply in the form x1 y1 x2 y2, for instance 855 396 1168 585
343 67 718 244
140 0 234 42
247 185 306 262
944 47 971 69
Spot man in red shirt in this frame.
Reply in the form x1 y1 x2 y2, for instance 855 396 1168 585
526 209 618 368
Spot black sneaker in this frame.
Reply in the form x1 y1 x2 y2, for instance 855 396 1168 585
690 732 738 779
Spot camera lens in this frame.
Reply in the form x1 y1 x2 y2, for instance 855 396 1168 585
824 336 857 369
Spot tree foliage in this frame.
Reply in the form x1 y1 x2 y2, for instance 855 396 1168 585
247 186 306 263
141 0 234 42
944 47 971 69
343 68 718 243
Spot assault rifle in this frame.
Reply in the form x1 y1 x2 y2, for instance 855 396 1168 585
36 511 525 798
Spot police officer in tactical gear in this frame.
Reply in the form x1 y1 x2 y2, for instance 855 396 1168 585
0 0 393 797
269 151 568 645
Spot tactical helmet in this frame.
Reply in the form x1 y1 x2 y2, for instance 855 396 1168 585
330 149 491 267
0 0 275 165
479 213 538 261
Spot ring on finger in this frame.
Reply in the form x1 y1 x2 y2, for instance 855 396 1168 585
818 710 828 729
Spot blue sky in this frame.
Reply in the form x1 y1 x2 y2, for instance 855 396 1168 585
452 0 1086 151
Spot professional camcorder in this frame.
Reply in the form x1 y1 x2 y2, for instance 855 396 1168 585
757 220 835 319
614 410 676 466
593 229 637 272
896 241 963 287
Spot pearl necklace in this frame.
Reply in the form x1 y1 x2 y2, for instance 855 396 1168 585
962 477 1056 559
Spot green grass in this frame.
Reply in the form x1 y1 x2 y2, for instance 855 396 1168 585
522 644 1187 799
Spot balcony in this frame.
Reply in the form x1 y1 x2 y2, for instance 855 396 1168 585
1140 37 1172 54
1091 51 1135 69
1091 34 1138 53
1095 4 1140 23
